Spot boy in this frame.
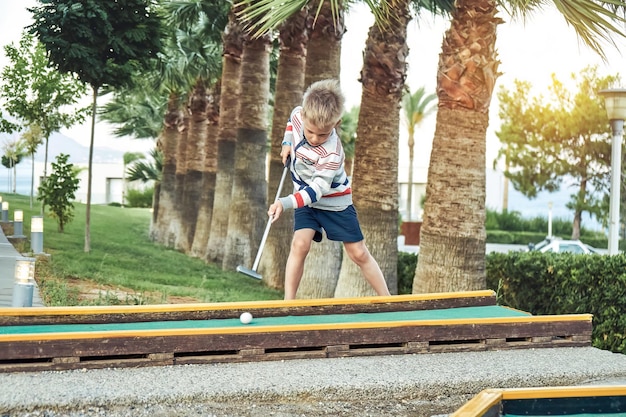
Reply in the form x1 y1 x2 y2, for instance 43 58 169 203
268 79 391 300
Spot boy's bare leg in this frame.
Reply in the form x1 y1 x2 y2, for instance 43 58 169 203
343 240 391 296
284 228 316 300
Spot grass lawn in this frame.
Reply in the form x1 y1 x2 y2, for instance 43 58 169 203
2 193 283 306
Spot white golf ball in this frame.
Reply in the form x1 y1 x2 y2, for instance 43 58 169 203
240 312 253 324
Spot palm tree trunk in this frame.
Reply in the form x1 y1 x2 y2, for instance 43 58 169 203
222 32 272 271
334 1 409 297
176 78 208 253
205 8 243 265
413 109 488 292
168 115 189 248
407 132 415 221
150 92 183 245
259 6 309 290
191 82 220 258
304 0 342 86
413 0 502 293
12 161 16 194
296 0 345 299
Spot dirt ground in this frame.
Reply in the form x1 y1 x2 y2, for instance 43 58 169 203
62 277 201 305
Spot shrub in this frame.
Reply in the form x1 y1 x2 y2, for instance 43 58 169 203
125 187 154 208
486 251 626 354
397 251 417 295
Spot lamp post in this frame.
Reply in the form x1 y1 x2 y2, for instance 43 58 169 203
1 201 8 222
31 215 44 254
12 256 36 307
599 88 626 255
13 210 24 237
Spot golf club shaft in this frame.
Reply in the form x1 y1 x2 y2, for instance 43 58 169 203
251 162 290 272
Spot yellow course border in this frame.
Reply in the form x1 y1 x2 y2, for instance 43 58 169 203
0 312 591 343
451 385 626 416
0 290 496 317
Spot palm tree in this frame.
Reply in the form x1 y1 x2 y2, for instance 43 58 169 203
413 0 625 293
190 80 220 258
126 148 163 225
401 87 436 222
334 0 413 297
242 0 449 297
122 152 145 207
221 19 273 271
152 90 185 247
1 138 24 194
205 7 245 266
98 78 169 237
164 2 225 253
236 0 624 296
258 6 310 290
297 0 346 299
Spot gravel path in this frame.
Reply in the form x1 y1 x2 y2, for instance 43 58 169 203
2 347 626 416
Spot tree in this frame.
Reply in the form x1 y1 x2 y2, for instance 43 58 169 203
122 152 145 207
162 1 226 254
294 1 346 298
205 7 245 265
239 0 450 297
100 81 165 141
257 5 310 290
29 0 163 252
20 123 44 208
221 9 273 271
0 31 87 184
413 0 626 293
496 66 617 239
37 153 80 232
126 148 163 225
126 148 163 184
401 87 437 222
1 138 24 194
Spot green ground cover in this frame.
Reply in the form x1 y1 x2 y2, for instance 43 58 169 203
2 194 283 306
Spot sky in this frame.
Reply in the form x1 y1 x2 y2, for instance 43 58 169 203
1 1 625 228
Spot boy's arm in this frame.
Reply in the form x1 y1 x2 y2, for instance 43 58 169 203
278 151 341 210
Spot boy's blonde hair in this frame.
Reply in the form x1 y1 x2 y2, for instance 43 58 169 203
301 79 345 129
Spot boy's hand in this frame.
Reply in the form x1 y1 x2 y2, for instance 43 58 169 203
280 144 291 165
268 200 284 223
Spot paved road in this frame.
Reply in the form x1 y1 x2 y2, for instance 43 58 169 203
398 243 527 254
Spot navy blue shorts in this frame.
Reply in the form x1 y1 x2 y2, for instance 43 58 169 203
294 205 364 243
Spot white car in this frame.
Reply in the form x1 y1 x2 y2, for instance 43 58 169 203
528 237 603 254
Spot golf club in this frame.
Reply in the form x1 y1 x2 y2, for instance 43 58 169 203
237 157 291 280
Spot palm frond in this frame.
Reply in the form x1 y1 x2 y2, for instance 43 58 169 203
236 0 310 37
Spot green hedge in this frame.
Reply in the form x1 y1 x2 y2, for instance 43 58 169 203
486 251 626 354
397 250 626 354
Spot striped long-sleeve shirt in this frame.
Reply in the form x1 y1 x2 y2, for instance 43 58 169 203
278 106 352 212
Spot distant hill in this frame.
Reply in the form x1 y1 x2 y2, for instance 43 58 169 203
31 131 126 164
0 123 137 165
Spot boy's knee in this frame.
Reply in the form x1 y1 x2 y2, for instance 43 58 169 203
346 243 369 264
291 238 312 255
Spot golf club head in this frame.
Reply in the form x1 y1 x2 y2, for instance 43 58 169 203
236 265 262 280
